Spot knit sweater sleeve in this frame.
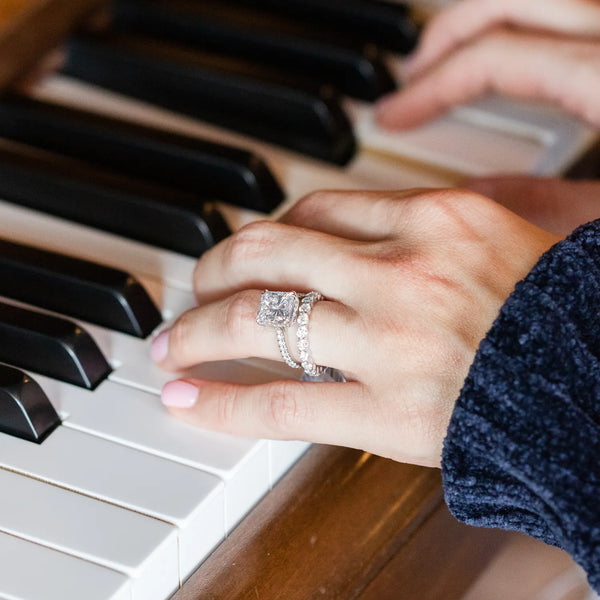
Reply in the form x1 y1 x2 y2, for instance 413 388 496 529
442 220 600 592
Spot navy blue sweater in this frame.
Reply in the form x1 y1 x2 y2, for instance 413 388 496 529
442 220 600 592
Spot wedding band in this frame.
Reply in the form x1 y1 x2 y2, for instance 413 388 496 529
296 291 324 377
256 290 301 369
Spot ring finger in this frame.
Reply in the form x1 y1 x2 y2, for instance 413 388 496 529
151 289 361 376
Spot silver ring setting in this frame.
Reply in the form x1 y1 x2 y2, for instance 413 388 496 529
296 291 324 377
257 291 301 369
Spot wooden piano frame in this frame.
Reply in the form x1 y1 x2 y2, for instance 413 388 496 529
0 3 508 598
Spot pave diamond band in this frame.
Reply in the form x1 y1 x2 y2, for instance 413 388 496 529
276 328 301 369
296 291 324 377
257 291 301 369
256 290 326 375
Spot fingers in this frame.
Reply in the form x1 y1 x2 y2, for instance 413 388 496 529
191 220 361 305
377 31 600 130
152 290 359 374
467 175 600 235
160 377 372 448
403 0 600 80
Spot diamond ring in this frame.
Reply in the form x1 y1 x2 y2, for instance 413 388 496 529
256 291 302 369
296 291 324 377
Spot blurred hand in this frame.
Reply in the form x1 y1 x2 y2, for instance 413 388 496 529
376 0 600 129
466 176 600 235
151 189 559 467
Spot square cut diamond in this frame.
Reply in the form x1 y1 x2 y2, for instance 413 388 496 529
256 291 299 327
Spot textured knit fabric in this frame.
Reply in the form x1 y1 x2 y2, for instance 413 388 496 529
442 220 600 592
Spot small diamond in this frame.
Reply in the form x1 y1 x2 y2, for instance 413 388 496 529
256 291 299 327
298 339 308 351
297 313 309 326
297 326 308 339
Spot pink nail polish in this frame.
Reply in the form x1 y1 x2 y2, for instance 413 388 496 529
151 328 170 363
161 380 198 408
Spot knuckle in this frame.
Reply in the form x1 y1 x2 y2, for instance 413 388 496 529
214 385 239 431
286 190 331 224
262 380 306 436
224 221 280 266
412 188 488 231
223 291 257 342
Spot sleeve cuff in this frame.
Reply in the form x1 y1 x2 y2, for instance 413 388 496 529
442 220 600 592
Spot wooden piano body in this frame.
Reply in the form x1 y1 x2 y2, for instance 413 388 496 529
1 2 593 598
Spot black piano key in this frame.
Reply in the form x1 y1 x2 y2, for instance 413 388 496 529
0 364 61 443
0 145 230 257
61 33 357 165
113 0 397 102
228 0 420 55
0 238 162 338
0 302 111 390
0 95 284 214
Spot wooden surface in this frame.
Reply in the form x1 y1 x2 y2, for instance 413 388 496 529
0 0 104 92
175 445 508 600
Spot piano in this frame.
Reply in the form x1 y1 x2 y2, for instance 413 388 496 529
0 2 595 599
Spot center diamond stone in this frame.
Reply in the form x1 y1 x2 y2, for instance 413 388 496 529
256 291 299 328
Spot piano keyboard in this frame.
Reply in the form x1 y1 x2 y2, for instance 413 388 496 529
0 1 597 598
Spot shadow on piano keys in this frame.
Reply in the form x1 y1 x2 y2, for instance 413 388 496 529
0 1 597 598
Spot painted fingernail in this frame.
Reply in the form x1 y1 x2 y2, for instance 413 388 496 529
161 380 198 408
151 328 170 363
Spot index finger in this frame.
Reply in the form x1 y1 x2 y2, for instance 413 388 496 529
404 0 600 80
377 31 597 130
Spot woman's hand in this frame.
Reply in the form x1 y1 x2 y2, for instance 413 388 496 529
376 0 600 129
152 189 560 467
466 176 600 235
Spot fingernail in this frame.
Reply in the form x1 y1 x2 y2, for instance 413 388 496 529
151 328 170 363
161 380 198 408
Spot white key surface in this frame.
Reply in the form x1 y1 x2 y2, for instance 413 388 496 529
0 426 225 579
0 531 131 600
350 94 594 177
34 375 272 530
0 469 178 600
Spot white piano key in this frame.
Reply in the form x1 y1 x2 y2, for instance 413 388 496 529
0 426 225 580
457 96 597 175
352 105 546 176
349 90 595 177
0 531 131 600
0 469 177 600
351 102 594 177
269 440 311 487
34 374 272 531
